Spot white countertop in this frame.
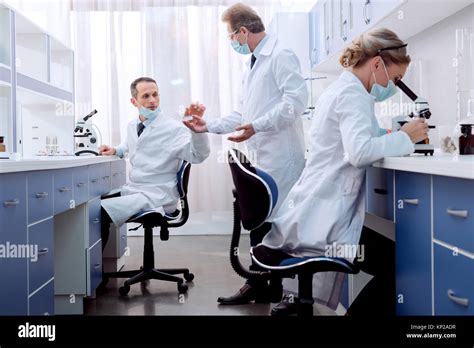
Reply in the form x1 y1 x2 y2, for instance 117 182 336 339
373 151 474 180
0 155 122 174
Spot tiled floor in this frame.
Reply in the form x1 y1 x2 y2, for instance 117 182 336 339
85 235 336 316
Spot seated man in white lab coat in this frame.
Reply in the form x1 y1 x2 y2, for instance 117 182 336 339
98 77 210 248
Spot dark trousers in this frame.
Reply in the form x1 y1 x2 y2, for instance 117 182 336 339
247 222 272 288
347 226 395 316
100 191 121 251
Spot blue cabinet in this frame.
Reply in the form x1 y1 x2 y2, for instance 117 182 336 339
366 167 394 221
433 175 474 254
53 169 73 214
434 243 474 315
28 218 54 294
0 172 28 315
111 159 126 190
27 171 53 224
88 197 101 247
89 164 102 199
29 279 54 315
88 240 102 295
100 162 111 195
395 171 432 315
73 166 89 206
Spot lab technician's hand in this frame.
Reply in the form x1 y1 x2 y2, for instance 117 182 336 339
99 145 116 156
228 124 256 143
183 115 208 133
400 119 429 144
185 102 206 118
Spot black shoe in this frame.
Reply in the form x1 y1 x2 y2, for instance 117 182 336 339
271 295 299 316
217 283 270 305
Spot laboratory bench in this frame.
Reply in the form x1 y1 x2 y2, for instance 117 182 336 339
0 156 127 315
347 152 474 316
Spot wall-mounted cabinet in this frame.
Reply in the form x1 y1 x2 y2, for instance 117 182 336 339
0 3 75 156
310 0 472 73
0 7 11 67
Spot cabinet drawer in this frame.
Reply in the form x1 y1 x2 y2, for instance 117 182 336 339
119 224 127 256
88 241 102 295
88 198 101 247
53 169 73 214
111 160 126 190
73 166 89 206
434 243 474 315
27 171 53 224
29 279 54 315
28 218 54 293
366 167 394 221
395 171 432 315
100 162 111 195
0 173 28 315
433 176 474 254
89 164 102 199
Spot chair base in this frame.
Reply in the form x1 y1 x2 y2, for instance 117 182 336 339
105 267 194 296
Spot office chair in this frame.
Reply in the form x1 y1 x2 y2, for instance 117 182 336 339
226 149 359 316
104 160 194 296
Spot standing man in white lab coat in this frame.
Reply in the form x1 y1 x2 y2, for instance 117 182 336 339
184 3 308 305
98 77 210 248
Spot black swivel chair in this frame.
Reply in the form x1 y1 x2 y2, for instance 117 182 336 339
226 149 359 316
104 161 194 296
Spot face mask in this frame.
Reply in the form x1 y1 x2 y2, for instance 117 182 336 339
139 106 161 121
231 32 251 55
370 59 398 102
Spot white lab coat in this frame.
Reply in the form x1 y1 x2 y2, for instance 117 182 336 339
262 70 414 309
101 114 210 227
207 34 308 213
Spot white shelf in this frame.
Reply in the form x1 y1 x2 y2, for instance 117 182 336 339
0 6 11 67
50 38 74 92
16 87 74 157
0 84 12 152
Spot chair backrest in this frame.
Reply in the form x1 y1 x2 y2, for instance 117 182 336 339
177 161 191 198
228 149 278 230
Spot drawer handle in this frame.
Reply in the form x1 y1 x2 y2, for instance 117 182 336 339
403 199 419 205
77 182 86 188
35 192 49 199
113 173 119 177
3 199 19 207
92 218 100 224
447 289 469 307
373 188 388 195
91 179 98 183
38 248 49 256
121 236 126 239
446 209 468 218
94 263 101 269
103 176 110 180
59 187 70 193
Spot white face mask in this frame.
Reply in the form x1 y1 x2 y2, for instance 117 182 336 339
138 105 161 121
370 59 398 102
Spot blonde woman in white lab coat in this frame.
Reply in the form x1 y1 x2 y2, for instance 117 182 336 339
252 28 430 316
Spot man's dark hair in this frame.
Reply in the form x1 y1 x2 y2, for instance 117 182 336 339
130 77 157 98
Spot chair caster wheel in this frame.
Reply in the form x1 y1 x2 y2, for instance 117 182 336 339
178 282 188 294
184 273 194 282
119 284 130 296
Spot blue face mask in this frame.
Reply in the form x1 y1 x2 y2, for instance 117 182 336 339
231 32 251 55
370 59 398 102
139 106 161 121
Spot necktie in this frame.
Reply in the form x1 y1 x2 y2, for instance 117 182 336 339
251 54 257 69
137 122 145 137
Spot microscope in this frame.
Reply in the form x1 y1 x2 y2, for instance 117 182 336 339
74 109 101 156
392 80 435 156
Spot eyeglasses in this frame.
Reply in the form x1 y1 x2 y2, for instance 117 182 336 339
376 43 408 56
227 29 239 40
